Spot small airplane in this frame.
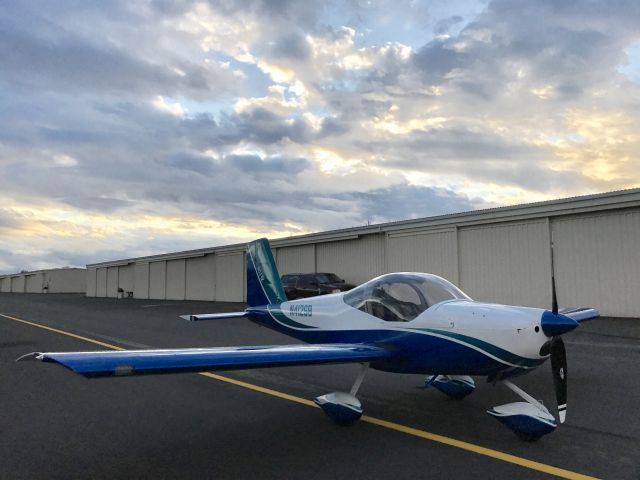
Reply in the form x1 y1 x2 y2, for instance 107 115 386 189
19 238 599 441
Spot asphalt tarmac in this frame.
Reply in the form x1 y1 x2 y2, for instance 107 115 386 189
1 294 638 479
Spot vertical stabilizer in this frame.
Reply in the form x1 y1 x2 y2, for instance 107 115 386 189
246 238 287 307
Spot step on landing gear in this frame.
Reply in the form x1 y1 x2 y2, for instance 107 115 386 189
315 363 368 425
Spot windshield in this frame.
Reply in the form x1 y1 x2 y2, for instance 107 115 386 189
343 273 470 322
316 273 342 284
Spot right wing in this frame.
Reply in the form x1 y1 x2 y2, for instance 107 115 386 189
20 343 393 377
559 307 600 323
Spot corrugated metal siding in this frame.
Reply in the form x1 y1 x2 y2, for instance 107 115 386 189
96 268 107 297
552 210 640 317
134 264 149 299
86 269 97 297
186 255 215 301
387 229 458 281
118 265 134 294
1 277 11 292
149 261 166 299
215 253 244 302
316 234 385 285
25 273 43 293
45 269 86 293
459 220 550 308
277 245 315 274
166 259 186 300
11 276 25 293
106 267 119 298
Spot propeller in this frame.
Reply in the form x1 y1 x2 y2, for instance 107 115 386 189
540 238 575 424
550 336 567 423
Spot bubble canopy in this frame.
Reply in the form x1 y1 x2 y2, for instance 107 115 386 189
343 273 471 322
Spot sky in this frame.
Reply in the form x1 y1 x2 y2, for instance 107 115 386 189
1 0 640 274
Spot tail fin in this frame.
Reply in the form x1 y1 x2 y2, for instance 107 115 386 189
246 238 287 307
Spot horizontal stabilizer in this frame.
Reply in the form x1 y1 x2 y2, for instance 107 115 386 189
559 307 600 323
26 344 393 377
179 311 248 321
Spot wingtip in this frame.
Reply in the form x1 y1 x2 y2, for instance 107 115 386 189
179 314 194 321
15 352 43 362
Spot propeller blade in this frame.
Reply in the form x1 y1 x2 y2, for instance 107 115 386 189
550 337 567 423
551 275 558 315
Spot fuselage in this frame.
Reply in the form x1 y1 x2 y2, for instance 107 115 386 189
246 276 552 379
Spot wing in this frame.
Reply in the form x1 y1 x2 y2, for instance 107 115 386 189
21 344 393 377
559 307 600 323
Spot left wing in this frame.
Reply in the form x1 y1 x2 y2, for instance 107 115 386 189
19 344 393 377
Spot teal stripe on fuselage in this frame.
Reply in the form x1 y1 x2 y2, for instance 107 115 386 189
407 328 544 368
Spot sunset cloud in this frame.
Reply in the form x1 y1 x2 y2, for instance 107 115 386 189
1 0 639 273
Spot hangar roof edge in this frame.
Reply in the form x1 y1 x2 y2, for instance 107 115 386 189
0 267 86 279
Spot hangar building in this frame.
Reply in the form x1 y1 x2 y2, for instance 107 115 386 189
86 189 640 318
0 268 87 294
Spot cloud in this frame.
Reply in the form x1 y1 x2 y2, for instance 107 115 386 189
334 184 479 224
0 209 20 229
224 154 310 174
0 3 244 99
1 0 640 273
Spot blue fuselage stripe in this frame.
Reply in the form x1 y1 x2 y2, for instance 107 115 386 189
246 307 544 376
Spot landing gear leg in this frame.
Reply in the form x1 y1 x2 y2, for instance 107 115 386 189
315 363 369 425
424 375 476 399
487 380 557 441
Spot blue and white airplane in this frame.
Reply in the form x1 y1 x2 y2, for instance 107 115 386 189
21 238 599 441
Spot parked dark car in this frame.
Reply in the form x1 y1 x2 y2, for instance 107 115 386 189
281 273 356 300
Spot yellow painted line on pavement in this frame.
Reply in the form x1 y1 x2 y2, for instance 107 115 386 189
1 313 125 350
3 312 599 480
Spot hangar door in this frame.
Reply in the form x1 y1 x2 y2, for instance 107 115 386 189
215 252 244 302
186 255 215 301
134 264 149 299
166 259 186 300
387 229 458 282
149 261 166 299
11 276 25 293
86 269 97 297
458 220 551 308
118 265 134 295
25 273 43 293
277 245 315 275
106 267 119 298
552 210 640 317
96 268 108 297
1 277 10 292
316 235 384 285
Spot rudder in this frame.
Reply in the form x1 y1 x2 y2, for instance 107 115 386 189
246 238 287 307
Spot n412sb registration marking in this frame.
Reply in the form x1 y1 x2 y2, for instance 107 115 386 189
289 304 312 317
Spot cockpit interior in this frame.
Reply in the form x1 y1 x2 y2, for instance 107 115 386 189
343 273 470 322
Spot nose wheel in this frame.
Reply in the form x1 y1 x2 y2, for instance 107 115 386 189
487 380 557 441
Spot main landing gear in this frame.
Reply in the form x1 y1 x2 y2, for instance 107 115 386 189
317 369 557 441
315 363 368 425
423 374 476 399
